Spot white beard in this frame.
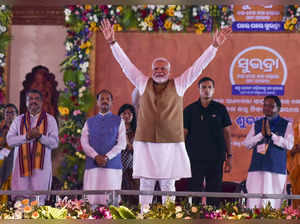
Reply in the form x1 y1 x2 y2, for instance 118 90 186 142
152 76 168 83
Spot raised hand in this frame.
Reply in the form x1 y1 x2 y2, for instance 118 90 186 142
100 19 115 44
212 26 232 48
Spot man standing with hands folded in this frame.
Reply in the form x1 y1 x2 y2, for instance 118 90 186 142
243 95 294 209
7 89 58 205
81 89 126 206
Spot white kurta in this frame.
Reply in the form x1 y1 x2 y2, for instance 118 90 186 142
111 42 218 179
6 113 58 205
243 122 294 209
81 112 126 205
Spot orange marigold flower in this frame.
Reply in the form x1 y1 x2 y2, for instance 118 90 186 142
30 200 38 207
24 205 32 213
85 5 92 10
32 211 39 219
21 199 29 205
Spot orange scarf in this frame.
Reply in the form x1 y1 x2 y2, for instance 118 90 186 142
0 120 10 149
19 111 47 177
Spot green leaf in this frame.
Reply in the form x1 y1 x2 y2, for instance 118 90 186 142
118 206 136 219
109 205 123 219
63 69 80 85
122 6 136 30
78 92 95 113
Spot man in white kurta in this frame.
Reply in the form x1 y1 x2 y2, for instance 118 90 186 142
7 89 58 205
243 95 294 209
81 90 126 205
100 19 231 208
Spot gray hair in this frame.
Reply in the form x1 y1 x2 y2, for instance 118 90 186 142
152 57 171 72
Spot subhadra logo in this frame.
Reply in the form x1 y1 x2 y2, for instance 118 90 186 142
229 46 287 96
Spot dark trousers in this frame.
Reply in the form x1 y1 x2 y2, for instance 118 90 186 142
121 168 139 205
188 160 224 207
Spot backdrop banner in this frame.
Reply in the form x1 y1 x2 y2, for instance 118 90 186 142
94 32 300 182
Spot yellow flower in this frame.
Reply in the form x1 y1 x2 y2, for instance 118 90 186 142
284 23 289 30
289 24 294 31
164 20 172 29
63 107 70 116
291 17 298 24
222 7 227 13
113 24 123 32
85 5 92 10
24 205 32 213
196 29 203 35
22 199 29 205
80 41 91 49
285 19 291 26
195 23 205 31
147 21 153 27
117 6 123 12
145 15 154 24
148 14 154 21
166 8 175 17
89 22 99 32
86 41 92 48
80 43 86 49
32 211 39 219
85 48 90 54
58 106 64 116
59 107 70 116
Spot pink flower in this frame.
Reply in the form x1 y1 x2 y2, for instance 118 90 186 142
104 211 112 219
73 109 82 116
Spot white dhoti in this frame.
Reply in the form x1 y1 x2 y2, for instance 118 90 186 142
83 168 122 205
246 171 287 209
133 142 191 179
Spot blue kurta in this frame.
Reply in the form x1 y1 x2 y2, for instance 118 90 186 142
248 116 288 174
86 112 122 170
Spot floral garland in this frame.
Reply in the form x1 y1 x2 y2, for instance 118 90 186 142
1 199 300 220
190 5 233 34
283 5 300 32
133 5 188 32
0 5 12 105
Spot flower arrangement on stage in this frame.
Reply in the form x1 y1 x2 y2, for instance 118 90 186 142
283 5 300 32
0 5 12 104
133 5 188 32
189 5 233 34
1 199 300 220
